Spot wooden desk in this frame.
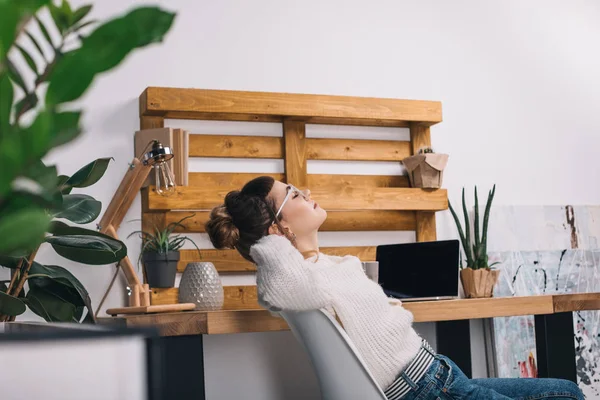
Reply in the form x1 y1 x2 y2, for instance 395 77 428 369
106 293 600 335
103 293 600 400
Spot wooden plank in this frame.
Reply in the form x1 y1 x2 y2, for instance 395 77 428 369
404 295 554 323
188 172 285 187
105 303 196 316
152 286 261 310
307 174 409 189
166 210 415 233
99 158 144 232
178 249 255 273
552 293 600 313
322 246 376 260
317 188 447 211
110 311 208 337
166 112 411 127
283 120 308 186
302 116 410 128
142 212 166 233
416 212 437 242
409 123 439 242
140 116 164 130
188 134 283 158
409 123 431 154
164 111 282 123
109 294 600 336
222 286 260 310
306 138 411 161
151 287 179 305
206 310 289 334
144 186 448 212
188 172 409 189
178 246 377 273
140 87 443 126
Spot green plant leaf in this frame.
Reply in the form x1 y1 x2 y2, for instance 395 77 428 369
28 261 94 322
54 194 101 224
34 15 55 49
5 57 27 93
15 43 39 76
49 2 68 34
50 111 81 147
45 234 126 265
474 186 480 250
0 255 21 269
46 6 176 105
24 29 47 61
0 73 13 137
71 4 92 26
0 209 50 256
57 174 72 194
0 110 82 197
48 220 106 238
0 290 27 317
14 92 38 120
459 188 473 267
72 19 97 32
25 285 76 322
66 157 112 188
0 0 50 60
0 189 63 218
481 185 496 259
24 160 59 191
61 0 73 18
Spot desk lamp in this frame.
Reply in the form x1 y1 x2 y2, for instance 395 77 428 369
100 140 195 315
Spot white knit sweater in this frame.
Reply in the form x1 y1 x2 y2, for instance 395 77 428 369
250 234 423 390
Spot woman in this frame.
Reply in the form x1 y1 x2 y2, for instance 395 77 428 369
205 176 585 400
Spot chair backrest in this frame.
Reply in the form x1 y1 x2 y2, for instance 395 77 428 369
280 309 387 400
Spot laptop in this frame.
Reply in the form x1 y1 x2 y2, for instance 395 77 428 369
375 240 460 302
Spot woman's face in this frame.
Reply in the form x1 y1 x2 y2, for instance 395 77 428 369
268 181 327 237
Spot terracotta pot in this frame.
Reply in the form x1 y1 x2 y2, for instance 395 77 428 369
460 268 500 298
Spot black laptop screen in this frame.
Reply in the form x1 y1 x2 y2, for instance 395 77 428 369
375 240 460 300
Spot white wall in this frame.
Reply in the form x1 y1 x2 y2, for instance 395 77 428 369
25 0 600 399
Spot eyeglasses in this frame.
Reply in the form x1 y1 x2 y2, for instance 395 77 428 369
274 184 309 219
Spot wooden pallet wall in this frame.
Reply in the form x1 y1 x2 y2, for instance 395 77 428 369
138 87 446 308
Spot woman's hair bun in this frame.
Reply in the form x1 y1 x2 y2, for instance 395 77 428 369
205 204 240 249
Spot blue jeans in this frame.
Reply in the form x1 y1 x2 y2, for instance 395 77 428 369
399 354 585 400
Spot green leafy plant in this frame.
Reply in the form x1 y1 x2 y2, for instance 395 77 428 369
129 214 201 256
0 0 176 322
448 185 497 270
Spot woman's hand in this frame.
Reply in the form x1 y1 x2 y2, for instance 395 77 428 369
388 298 402 306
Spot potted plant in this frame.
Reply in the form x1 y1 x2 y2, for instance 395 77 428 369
0 1 175 322
448 185 500 298
402 147 449 189
129 214 200 288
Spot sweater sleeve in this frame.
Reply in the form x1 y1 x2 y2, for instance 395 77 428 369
250 234 331 312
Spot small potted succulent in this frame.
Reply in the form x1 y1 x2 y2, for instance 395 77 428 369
449 185 500 298
402 147 449 189
129 214 200 288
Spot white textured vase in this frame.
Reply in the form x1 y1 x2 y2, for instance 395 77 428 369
178 262 224 311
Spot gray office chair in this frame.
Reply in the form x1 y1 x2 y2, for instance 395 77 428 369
280 309 387 400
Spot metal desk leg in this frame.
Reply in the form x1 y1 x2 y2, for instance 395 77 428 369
436 320 472 378
534 312 577 382
147 334 205 400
